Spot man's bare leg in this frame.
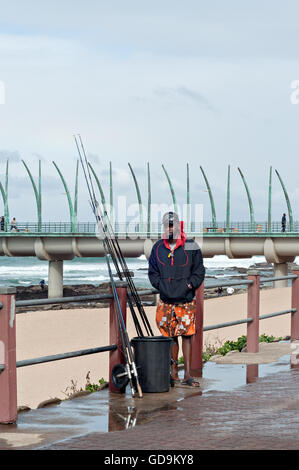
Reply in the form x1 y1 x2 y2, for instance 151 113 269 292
171 337 179 381
182 335 200 386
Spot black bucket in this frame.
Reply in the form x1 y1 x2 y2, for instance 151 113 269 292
131 336 173 393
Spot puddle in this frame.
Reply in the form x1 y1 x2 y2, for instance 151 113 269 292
197 353 292 393
11 386 179 449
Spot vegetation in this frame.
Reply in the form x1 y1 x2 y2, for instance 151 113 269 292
179 333 283 364
62 371 107 398
85 373 106 393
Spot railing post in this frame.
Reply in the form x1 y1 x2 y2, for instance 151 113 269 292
191 282 204 377
291 268 299 341
0 287 17 424
247 270 260 353
109 281 127 393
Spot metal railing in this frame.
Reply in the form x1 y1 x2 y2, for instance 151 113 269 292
0 284 159 423
202 274 297 333
6 272 297 372
12 289 157 369
1 269 299 424
15 345 118 369
1 221 299 234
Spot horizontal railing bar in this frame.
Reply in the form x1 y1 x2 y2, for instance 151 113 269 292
16 290 159 309
259 309 296 320
16 345 117 368
16 293 114 308
205 279 253 289
131 289 159 296
260 275 298 283
203 317 253 331
202 308 296 332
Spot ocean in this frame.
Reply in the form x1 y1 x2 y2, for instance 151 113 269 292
0 254 291 289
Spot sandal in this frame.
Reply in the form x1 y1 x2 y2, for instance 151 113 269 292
181 377 200 388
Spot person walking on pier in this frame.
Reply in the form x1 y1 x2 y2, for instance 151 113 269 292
281 213 286 232
0 216 4 231
148 211 205 387
10 217 18 232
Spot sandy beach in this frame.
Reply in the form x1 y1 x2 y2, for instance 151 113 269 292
16 286 293 409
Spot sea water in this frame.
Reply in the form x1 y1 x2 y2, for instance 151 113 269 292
0 254 289 288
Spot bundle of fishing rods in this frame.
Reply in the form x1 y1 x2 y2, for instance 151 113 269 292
74 134 154 398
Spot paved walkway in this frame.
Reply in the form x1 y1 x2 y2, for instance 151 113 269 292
41 367 299 450
1 343 299 451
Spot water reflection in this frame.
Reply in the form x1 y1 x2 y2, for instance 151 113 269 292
108 400 180 432
246 364 259 384
109 406 138 431
290 342 299 369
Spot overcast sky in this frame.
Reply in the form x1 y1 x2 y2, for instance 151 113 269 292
0 0 299 224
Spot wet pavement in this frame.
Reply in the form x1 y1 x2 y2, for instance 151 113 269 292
1 343 299 450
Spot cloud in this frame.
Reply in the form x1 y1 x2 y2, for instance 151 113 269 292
155 85 216 112
154 86 216 111
87 153 100 165
31 153 46 162
0 150 21 162
0 2 298 222
128 165 146 177
176 86 216 111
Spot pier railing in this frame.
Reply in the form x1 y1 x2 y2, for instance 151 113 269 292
1 270 299 424
1 220 299 234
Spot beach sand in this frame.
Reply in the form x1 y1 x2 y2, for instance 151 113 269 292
16 287 293 409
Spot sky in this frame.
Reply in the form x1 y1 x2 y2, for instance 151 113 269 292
0 0 299 224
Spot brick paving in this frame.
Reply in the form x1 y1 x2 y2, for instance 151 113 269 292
41 367 299 450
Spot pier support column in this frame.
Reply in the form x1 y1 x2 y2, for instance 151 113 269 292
274 262 288 288
48 260 63 298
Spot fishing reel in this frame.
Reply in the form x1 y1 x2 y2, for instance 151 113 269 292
111 363 130 390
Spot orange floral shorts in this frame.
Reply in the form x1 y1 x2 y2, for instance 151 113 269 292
156 299 196 337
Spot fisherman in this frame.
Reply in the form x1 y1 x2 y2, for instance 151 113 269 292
148 211 205 387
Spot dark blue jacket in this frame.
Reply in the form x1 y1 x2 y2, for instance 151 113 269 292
148 238 205 304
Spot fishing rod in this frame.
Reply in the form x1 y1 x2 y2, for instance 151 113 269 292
78 135 154 337
99 211 154 336
75 134 142 396
77 136 145 337
93 207 153 336
74 134 142 398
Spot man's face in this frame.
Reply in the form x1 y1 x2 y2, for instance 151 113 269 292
163 221 180 240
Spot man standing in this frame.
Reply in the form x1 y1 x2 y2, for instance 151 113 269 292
281 213 286 232
148 212 205 387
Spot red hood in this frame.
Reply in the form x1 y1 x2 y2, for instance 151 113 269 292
163 221 187 250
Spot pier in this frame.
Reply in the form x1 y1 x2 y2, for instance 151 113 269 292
1 221 299 296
